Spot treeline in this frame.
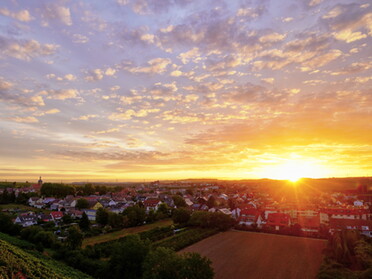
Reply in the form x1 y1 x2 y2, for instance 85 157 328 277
55 234 214 279
40 183 123 197
318 230 372 279
0 189 37 204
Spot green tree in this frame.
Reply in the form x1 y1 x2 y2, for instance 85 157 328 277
79 212 90 231
62 214 73 224
143 247 214 279
109 234 150 279
156 203 170 219
83 184 95 195
76 198 89 210
66 226 83 249
180 252 214 279
108 212 124 228
123 206 146 227
143 247 182 279
172 208 191 225
172 195 187 208
96 208 109 226
206 196 216 208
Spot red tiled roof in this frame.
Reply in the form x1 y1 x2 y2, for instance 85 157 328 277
51 211 63 218
320 208 369 215
144 199 161 207
267 213 290 227
330 219 372 231
296 215 320 228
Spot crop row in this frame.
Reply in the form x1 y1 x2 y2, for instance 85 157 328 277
153 228 218 251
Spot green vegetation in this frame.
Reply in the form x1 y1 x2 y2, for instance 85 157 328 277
153 228 218 251
0 239 92 279
83 219 173 247
318 231 372 279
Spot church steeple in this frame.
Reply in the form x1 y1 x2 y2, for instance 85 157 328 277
38 176 43 186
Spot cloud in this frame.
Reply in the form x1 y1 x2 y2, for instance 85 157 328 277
46 89 79 100
178 47 201 64
40 4 72 26
331 62 371 75
0 8 33 22
0 36 59 61
75 114 98 121
127 58 171 74
308 0 323 7
322 3 372 43
0 78 13 90
47 73 77 81
10 116 39 123
72 34 89 44
85 67 116 81
108 109 160 121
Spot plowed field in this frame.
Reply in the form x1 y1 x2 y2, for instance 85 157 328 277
181 230 326 279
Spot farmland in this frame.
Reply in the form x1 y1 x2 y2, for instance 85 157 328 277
181 230 326 279
82 219 173 247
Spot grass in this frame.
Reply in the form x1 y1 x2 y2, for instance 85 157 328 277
82 219 173 248
0 203 51 214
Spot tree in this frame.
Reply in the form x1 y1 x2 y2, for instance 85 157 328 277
172 208 191 225
123 206 146 227
96 208 109 226
156 203 170 219
62 214 73 224
142 247 214 279
180 252 214 279
83 184 95 195
66 226 83 249
76 198 89 210
79 212 90 231
143 247 182 279
172 195 187 208
109 234 150 279
108 212 124 229
206 196 216 208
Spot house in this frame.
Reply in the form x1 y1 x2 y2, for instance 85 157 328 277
84 209 96 221
266 213 291 231
14 215 38 227
329 219 372 237
184 198 193 207
354 200 364 207
218 208 232 216
28 197 40 206
191 203 208 211
67 209 83 219
320 208 370 225
296 215 321 236
143 198 162 212
50 211 64 221
39 214 53 222
239 208 263 228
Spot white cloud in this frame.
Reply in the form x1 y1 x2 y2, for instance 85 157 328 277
0 38 59 61
0 8 33 22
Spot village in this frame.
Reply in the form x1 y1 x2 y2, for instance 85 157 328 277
1 177 371 239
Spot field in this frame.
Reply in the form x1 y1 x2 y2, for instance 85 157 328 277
181 230 326 279
82 219 173 247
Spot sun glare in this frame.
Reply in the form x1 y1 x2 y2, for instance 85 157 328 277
258 158 327 182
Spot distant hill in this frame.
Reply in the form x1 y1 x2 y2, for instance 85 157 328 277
0 239 92 279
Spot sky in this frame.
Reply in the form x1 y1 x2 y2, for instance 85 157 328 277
0 0 371 182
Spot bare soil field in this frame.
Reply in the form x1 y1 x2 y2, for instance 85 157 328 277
181 230 326 279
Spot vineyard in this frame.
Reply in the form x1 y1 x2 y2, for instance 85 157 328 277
0 240 92 279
